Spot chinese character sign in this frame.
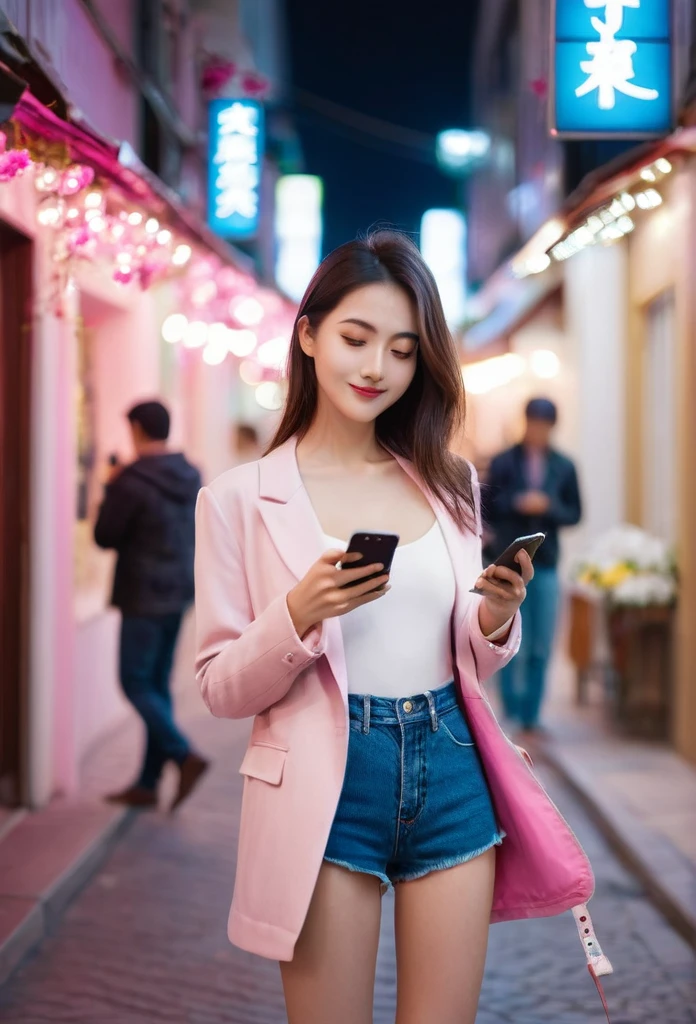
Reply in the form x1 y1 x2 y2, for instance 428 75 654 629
553 0 672 137
208 99 264 238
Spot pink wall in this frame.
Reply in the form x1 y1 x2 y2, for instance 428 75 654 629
4 0 138 149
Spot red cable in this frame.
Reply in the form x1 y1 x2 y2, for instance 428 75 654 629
588 964 612 1023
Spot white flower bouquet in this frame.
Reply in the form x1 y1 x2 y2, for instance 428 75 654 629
572 524 677 607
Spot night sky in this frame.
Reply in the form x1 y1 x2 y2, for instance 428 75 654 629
284 0 479 256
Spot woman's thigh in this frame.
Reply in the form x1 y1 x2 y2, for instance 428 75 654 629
393 847 496 1024
280 861 383 1024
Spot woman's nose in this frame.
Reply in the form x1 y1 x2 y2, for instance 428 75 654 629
361 357 384 382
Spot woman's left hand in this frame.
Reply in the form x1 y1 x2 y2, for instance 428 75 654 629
474 550 534 636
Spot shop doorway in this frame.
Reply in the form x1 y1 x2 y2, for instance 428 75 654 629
0 221 32 807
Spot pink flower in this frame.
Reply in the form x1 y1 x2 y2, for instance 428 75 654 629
68 226 92 251
201 58 236 94
113 266 134 285
241 72 270 98
138 261 165 290
59 164 95 196
0 149 31 182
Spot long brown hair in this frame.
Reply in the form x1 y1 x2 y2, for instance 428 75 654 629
266 229 475 531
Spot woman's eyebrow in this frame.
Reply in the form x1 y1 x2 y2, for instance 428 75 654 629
339 317 419 343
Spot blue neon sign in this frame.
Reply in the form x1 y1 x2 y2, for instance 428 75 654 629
552 0 673 137
207 99 264 239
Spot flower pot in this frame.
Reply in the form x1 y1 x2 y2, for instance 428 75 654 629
606 604 674 740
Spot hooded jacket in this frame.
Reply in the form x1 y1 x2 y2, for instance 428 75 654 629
95 453 202 616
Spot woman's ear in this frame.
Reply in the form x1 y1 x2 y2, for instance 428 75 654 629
297 315 315 358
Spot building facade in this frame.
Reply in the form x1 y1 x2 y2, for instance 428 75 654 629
0 0 294 810
462 0 696 763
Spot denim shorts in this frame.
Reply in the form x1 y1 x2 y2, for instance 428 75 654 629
324 681 505 889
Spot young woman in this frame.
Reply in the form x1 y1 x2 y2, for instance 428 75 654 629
194 231 609 1024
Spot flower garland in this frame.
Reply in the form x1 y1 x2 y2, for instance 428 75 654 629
200 54 270 99
0 123 198 316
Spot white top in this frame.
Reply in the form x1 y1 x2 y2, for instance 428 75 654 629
323 521 456 698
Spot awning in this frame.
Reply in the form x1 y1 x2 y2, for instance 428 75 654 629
461 125 696 355
461 260 563 352
9 83 254 274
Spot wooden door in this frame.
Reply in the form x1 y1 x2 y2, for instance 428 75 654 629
0 221 32 807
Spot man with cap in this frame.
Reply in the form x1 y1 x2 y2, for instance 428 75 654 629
95 400 209 810
484 398 582 732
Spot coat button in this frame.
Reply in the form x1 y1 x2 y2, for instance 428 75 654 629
403 700 413 713
285 652 294 663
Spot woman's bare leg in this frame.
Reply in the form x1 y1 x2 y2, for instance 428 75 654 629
393 847 496 1024
280 862 383 1024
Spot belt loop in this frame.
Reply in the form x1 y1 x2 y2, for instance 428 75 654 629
363 694 371 734
424 690 438 731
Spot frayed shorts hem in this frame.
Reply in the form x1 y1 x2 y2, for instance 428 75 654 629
323 830 506 895
322 856 392 894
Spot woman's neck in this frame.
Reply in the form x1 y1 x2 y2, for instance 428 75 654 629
298 409 388 472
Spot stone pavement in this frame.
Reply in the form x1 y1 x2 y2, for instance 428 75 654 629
0 636 694 1023
501 646 696 949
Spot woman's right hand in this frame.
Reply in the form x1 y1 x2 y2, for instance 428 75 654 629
287 549 391 640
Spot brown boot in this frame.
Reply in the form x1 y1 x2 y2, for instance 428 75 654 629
170 753 210 812
105 785 158 809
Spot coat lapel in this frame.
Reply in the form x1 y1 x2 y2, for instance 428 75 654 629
257 440 348 700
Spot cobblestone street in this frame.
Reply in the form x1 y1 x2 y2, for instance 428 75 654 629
0 692 694 1024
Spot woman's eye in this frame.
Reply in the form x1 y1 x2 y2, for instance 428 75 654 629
342 336 365 347
393 349 414 360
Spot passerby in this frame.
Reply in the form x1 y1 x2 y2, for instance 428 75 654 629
234 422 261 464
194 233 604 1024
95 400 209 811
485 397 582 733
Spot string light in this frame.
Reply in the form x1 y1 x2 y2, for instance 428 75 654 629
231 295 264 326
255 381 284 410
85 190 104 209
37 195 66 227
239 359 263 385
530 350 560 379
227 329 257 357
257 336 290 370
172 244 192 266
183 321 209 348
162 314 188 343
34 166 60 192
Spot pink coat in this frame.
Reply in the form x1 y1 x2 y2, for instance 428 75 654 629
194 438 610 979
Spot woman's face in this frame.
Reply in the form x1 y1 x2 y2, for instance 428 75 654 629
298 282 419 425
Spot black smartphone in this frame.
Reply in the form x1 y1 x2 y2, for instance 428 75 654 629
339 531 400 588
470 532 546 594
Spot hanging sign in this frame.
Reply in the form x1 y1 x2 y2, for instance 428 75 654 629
551 0 673 138
207 99 264 238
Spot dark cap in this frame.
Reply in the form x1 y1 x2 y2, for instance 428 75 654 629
525 397 557 424
127 400 170 441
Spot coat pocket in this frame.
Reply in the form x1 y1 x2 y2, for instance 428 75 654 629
239 742 288 786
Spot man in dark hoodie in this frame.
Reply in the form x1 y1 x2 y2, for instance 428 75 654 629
95 400 209 810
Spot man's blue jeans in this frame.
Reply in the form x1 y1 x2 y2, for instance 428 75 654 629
119 613 191 790
500 568 560 728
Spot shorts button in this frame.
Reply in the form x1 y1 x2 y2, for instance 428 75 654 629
403 700 413 713
285 652 294 663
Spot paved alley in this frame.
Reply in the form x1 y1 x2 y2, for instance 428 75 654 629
0 684 694 1024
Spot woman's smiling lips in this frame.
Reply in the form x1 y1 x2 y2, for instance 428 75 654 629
349 383 387 398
